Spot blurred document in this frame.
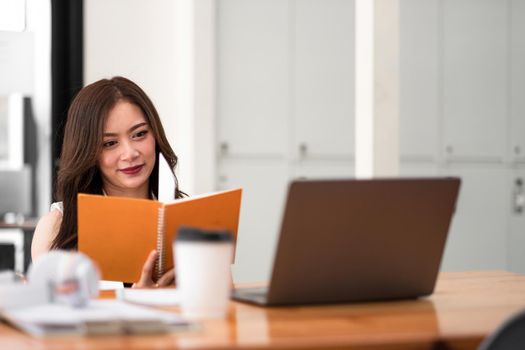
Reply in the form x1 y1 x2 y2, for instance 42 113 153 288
116 288 180 306
1 299 191 336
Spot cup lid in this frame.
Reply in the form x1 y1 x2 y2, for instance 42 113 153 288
176 226 233 243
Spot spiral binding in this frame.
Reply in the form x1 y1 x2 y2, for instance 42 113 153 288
155 207 166 281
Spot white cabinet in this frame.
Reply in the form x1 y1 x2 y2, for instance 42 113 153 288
217 0 355 282
439 166 509 270
510 0 525 163
217 0 355 161
508 169 525 273
399 163 439 177
293 160 354 180
399 0 440 161
293 0 355 160
400 0 525 273
442 0 507 161
217 0 290 157
401 0 510 163
506 1 525 273
218 159 289 282
219 0 525 280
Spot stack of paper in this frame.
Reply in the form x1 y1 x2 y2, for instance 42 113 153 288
2 299 191 337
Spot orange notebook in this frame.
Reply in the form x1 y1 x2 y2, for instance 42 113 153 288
77 188 242 283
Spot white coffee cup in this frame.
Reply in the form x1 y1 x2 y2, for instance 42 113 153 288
174 227 233 319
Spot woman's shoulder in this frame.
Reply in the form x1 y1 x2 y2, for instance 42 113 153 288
36 203 63 233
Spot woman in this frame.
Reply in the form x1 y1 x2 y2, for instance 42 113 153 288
32 76 185 288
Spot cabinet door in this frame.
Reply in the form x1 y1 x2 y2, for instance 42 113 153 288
399 0 439 161
399 162 439 177
293 0 355 160
439 166 508 271
293 160 354 179
510 0 525 163
217 0 290 157
442 0 507 161
218 159 289 283
508 170 525 273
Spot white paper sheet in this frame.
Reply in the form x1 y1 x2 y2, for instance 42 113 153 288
158 153 175 202
116 288 181 306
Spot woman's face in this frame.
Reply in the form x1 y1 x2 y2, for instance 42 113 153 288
98 100 156 198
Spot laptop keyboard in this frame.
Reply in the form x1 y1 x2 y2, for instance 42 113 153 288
235 287 268 296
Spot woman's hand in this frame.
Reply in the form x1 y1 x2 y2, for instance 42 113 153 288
132 250 175 288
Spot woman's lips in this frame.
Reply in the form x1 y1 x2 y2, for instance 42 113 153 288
120 164 144 175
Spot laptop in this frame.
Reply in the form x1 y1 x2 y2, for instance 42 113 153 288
231 177 461 306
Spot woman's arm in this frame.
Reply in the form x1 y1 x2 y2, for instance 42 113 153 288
31 209 62 260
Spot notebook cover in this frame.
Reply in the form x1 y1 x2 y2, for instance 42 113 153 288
161 188 242 271
77 188 242 283
77 194 160 283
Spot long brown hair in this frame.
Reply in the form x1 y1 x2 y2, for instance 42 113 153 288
52 76 185 250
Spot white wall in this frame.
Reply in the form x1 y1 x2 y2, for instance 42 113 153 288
84 0 177 122
85 0 182 194
85 0 216 196
27 0 52 217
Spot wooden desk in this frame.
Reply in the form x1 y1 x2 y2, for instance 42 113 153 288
1 270 525 349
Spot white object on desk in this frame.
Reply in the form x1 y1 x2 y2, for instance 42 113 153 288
0 284 49 309
99 280 124 290
116 288 180 306
0 251 192 337
27 251 100 307
175 228 234 319
1 299 191 336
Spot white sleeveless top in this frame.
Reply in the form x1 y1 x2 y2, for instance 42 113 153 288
49 201 123 290
50 201 64 214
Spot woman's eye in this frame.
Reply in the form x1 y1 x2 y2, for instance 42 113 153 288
103 140 117 148
134 130 148 138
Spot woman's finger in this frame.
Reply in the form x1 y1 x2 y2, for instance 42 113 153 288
136 250 157 287
157 268 175 287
